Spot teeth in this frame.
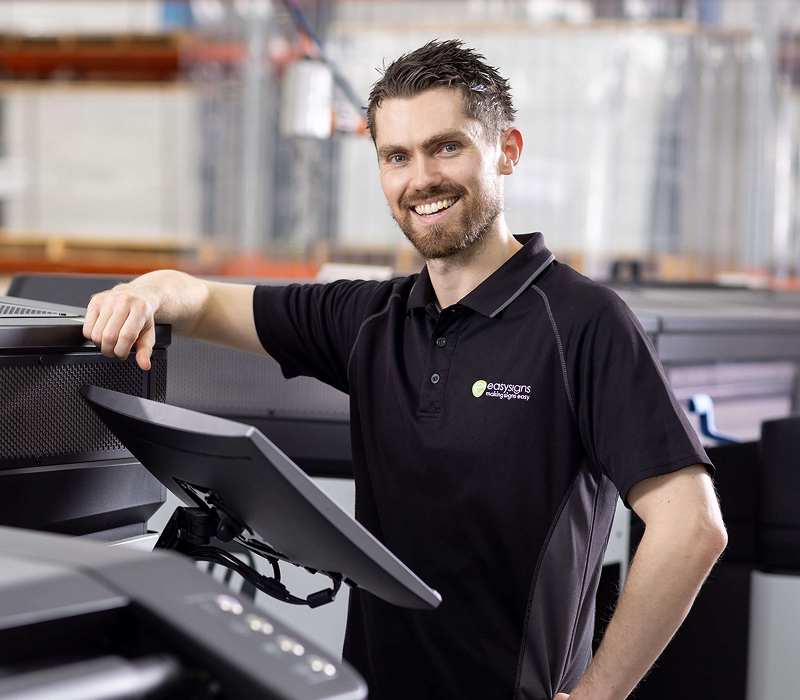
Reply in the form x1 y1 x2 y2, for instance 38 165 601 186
414 198 456 216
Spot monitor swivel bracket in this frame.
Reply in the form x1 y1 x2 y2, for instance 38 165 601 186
155 483 341 609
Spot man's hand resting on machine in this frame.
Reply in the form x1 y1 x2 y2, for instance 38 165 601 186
84 286 159 371
83 270 265 371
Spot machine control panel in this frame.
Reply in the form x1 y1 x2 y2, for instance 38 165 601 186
0 527 367 700
189 592 343 686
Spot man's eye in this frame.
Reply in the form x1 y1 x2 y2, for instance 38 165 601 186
443 144 459 153
390 154 406 163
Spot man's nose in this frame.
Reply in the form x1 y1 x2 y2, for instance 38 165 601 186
409 156 443 191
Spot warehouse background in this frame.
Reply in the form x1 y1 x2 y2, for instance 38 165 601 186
0 0 797 286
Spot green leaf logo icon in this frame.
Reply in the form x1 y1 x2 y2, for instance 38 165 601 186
472 380 487 398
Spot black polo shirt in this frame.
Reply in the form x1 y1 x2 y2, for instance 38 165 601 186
253 233 710 700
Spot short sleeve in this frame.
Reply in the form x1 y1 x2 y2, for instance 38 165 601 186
253 280 390 394
569 290 713 505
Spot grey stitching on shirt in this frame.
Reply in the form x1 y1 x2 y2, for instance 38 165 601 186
490 253 555 318
346 293 402 379
531 284 577 421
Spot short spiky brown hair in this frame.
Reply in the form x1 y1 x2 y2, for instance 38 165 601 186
366 39 516 143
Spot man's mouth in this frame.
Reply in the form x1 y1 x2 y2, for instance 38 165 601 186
411 197 459 216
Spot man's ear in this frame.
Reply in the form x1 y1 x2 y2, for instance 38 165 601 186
499 128 523 175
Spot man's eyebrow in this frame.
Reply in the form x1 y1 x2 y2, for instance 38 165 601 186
420 129 470 150
377 143 406 160
377 129 471 160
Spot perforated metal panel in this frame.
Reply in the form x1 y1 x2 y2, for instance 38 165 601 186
0 356 167 465
166 338 349 419
154 355 168 404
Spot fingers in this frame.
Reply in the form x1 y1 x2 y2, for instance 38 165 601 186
82 299 100 338
89 296 117 355
83 289 155 371
133 326 156 372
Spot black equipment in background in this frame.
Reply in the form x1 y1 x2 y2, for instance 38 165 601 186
629 416 800 700
758 417 800 570
80 385 442 611
0 295 170 540
0 526 367 700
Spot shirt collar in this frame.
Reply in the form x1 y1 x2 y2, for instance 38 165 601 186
406 233 555 318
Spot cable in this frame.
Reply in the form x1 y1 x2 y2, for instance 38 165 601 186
238 538 283 580
190 545 342 608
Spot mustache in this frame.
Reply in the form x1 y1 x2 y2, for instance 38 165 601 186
401 184 467 209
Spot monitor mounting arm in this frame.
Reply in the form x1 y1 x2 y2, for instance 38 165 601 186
155 505 341 608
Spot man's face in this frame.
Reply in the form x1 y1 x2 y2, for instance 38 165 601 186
373 88 506 260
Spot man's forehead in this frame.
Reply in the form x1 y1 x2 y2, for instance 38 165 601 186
372 88 483 145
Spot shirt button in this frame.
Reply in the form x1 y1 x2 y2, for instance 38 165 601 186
436 337 447 348
431 373 440 384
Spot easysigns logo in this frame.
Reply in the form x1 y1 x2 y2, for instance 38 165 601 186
472 379 531 401
472 380 487 397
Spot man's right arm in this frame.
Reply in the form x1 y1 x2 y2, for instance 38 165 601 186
82 270 267 371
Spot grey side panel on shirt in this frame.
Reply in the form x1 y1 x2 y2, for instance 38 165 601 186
515 464 619 699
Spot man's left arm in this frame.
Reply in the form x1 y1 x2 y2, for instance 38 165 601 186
554 464 728 700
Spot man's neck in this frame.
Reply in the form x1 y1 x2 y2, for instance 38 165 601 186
426 221 522 309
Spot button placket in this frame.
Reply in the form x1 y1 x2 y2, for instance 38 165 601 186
418 312 463 414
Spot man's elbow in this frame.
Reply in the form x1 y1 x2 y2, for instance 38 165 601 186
659 508 728 565
688 510 728 566
702 518 728 561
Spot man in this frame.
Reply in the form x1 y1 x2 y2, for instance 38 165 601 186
84 40 727 700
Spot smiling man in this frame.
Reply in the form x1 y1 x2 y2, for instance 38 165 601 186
83 40 726 700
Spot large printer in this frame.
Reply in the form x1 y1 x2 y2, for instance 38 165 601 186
0 295 170 540
0 526 366 700
6 275 353 479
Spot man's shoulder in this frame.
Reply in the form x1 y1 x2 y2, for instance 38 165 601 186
270 273 416 304
254 274 417 327
320 274 417 308
536 260 633 325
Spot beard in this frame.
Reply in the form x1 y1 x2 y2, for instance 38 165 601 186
391 180 504 261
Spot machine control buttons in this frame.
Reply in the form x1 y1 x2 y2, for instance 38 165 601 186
276 635 305 656
215 594 243 615
245 614 274 635
192 594 342 684
306 656 337 678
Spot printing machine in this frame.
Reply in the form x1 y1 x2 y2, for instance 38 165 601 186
0 526 366 700
0 295 170 540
